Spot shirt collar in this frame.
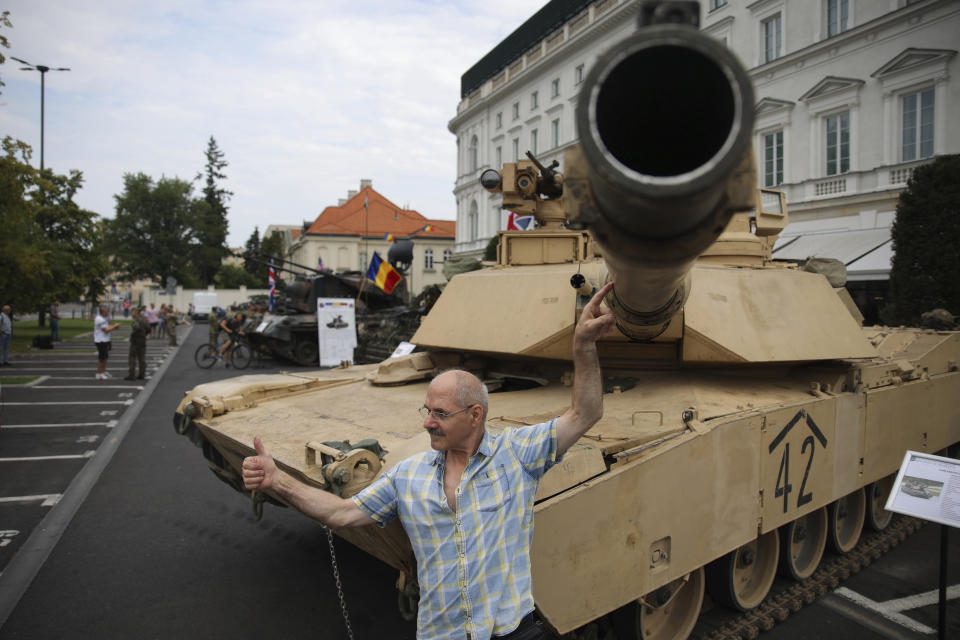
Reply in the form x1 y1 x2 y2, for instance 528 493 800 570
430 428 494 466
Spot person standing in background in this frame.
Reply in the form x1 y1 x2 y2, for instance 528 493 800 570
208 306 220 346
167 307 178 346
49 301 61 342
0 305 12 366
94 304 121 380
125 307 148 380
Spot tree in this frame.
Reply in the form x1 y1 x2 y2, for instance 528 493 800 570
105 173 204 288
881 154 960 325
193 136 232 286
214 263 261 289
0 10 11 95
261 230 285 265
244 226 263 278
0 137 109 315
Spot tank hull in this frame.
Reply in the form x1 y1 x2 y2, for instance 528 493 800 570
175 328 960 635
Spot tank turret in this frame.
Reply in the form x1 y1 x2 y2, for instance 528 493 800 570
174 4 960 639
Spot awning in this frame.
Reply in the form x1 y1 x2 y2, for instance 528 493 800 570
772 227 892 281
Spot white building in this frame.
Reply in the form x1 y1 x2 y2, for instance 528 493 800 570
449 0 959 315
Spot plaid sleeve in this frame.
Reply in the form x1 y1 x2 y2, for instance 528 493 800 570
506 418 561 479
351 470 399 528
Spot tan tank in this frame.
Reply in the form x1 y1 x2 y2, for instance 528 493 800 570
173 7 960 639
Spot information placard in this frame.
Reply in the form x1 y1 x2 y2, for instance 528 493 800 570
884 450 960 528
316 298 357 368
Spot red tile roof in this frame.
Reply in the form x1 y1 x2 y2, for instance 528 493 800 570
305 186 454 239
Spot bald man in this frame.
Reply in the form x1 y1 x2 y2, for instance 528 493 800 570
242 282 616 640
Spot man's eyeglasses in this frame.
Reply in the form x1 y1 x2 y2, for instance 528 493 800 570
419 405 474 421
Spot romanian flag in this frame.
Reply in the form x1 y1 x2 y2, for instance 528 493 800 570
383 232 395 242
421 224 434 232
365 252 402 294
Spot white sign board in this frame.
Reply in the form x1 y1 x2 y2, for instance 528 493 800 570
316 298 357 368
885 450 960 528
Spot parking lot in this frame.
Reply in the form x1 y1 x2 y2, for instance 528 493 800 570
0 324 179 573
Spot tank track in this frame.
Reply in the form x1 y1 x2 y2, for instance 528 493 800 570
691 516 924 640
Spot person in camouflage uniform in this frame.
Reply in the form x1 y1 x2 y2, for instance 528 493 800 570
125 307 149 380
208 306 220 346
167 307 178 346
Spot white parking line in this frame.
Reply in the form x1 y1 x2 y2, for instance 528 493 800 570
0 495 62 506
2 400 134 406
29 386 145 390
882 584 960 612
0 422 112 429
833 586 942 634
0 451 96 462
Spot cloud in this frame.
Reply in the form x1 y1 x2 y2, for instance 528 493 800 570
0 0 545 245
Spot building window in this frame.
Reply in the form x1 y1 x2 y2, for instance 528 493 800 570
763 130 784 187
469 135 478 173
711 0 727 8
552 119 560 148
551 78 560 98
530 129 538 155
512 102 519 120
827 0 848 37
575 64 584 85
512 138 519 161
763 13 782 63
443 249 452 262
496 112 502 129
469 201 479 240
902 87 934 162
825 111 850 176
359 251 367 272
530 91 538 110
424 248 434 270
496 146 502 168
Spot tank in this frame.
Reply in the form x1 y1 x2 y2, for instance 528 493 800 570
173 7 960 639
245 254 415 365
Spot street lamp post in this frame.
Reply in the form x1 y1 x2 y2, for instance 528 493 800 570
12 56 70 170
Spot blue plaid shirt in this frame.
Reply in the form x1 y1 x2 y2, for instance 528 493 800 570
352 419 560 640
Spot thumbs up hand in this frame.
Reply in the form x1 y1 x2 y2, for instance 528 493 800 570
242 436 277 491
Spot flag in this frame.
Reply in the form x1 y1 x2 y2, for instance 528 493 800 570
268 262 276 312
507 212 534 231
420 224 434 232
365 252 402 294
383 232 395 242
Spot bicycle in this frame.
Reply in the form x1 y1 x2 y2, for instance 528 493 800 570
194 334 252 370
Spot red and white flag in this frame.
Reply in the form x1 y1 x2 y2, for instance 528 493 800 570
507 211 534 230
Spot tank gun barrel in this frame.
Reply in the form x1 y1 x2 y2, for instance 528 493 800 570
564 2 757 339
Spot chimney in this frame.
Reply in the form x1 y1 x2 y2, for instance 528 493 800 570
360 178 372 190
347 190 358 199
338 199 346 206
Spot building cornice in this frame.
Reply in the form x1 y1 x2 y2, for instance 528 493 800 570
748 0 955 81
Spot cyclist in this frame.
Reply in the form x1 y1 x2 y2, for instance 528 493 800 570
217 312 246 368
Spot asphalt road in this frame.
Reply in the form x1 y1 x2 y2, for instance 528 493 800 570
0 325 956 639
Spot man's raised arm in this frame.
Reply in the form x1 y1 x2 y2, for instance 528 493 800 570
242 436 374 529
556 282 617 456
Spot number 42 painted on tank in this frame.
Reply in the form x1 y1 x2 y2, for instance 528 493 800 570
764 408 831 520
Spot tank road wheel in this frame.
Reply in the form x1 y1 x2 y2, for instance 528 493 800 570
866 475 895 531
706 530 779 611
293 339 319 366
827 488 866 554
611 569 705 640
778 507 828 580
636 568 705 640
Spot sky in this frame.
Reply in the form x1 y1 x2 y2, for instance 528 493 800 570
0 0 547 247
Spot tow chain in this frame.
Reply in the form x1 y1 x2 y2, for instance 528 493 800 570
324 526 355 639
